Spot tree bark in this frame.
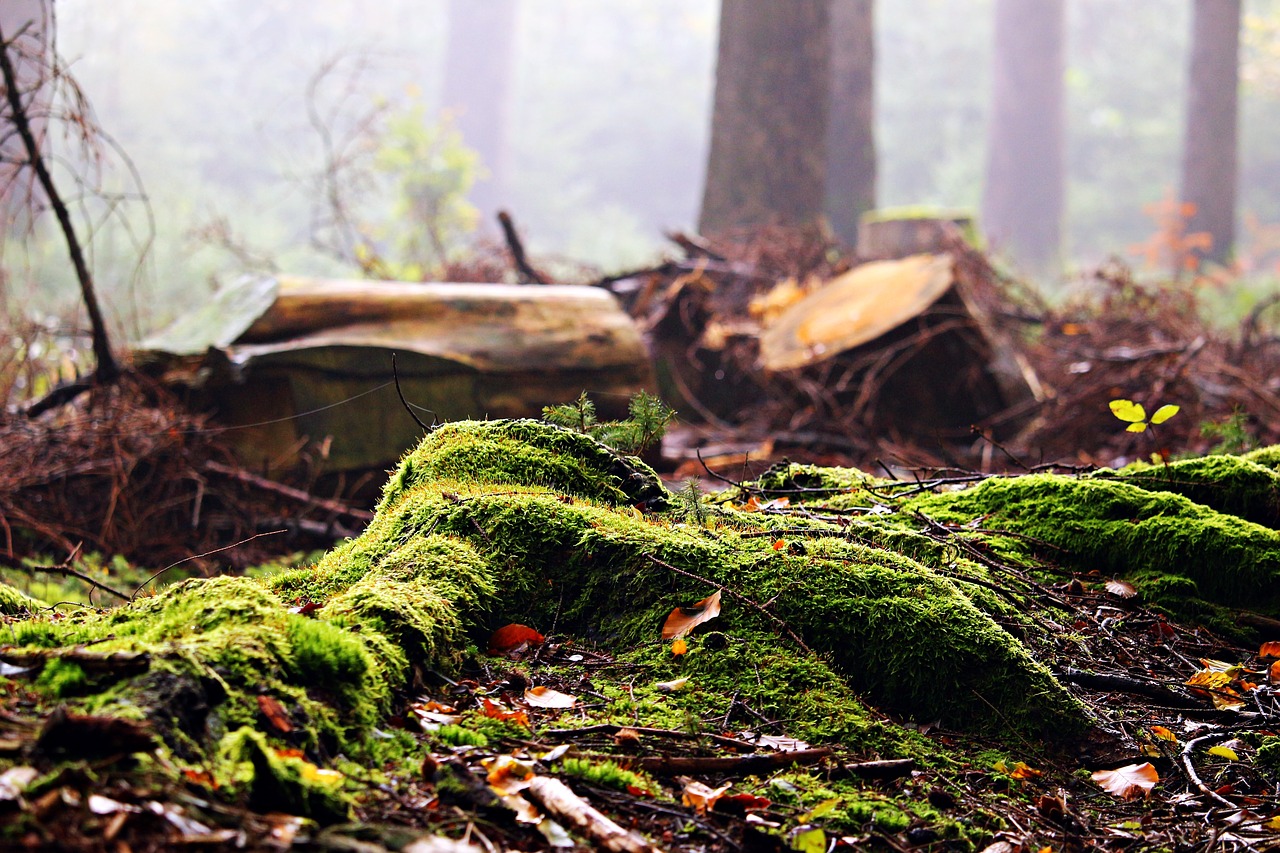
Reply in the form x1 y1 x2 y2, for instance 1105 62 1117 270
824 0 876 247
698 1 831 234
981 0 1065 273
441 0 517 234
1180 0 1241 268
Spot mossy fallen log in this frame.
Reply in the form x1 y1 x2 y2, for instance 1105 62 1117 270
4 421 1280 831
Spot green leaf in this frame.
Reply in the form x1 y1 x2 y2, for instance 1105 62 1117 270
1109 399 1147 423
792 827 826 853
802 798 839 821
1150 404 1180 425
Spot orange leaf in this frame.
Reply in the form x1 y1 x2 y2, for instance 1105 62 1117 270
1260 641 1280 660
772 539 786 551
1270 660 1280 683
480 697 530 728
257 695 294 734
1150 726 1178 743
482 754 535 794
1091 762 1159 800
487 623 544 656
661 590 723 640
1010 761 1041 780
671 638 688 656
1105 579 1137 599
682 780 730 815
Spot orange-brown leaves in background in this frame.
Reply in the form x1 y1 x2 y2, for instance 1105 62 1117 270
257 695 294 734
1259 641 1280 659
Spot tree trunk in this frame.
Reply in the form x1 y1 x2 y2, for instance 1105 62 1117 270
824 0 876 247
698 1 831 234
981 0 1065 273
441 0 517 234
1180 0 1241 268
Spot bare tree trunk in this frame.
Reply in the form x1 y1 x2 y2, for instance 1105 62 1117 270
698 1 831 234
981 0 1065 273
442 0 517 234
0 17 119 386
1180 0 1240 268
825 0 876 247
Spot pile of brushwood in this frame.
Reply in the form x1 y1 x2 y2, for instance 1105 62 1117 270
613 226 1280 471
0 409 1279 851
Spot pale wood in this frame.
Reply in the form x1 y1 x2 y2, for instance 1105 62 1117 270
525 776 661 853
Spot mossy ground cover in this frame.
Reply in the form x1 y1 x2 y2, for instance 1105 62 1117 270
0 420 1276 850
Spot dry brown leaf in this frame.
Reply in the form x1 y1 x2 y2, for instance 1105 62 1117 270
483 755 536 794
481 698 530 728
1091 762 1159 800
257 695 294 734
681 780 731 815
661 590 723 639
524 686 577 709
1105 579 1137 599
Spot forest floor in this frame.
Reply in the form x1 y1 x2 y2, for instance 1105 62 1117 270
1 231 1280 851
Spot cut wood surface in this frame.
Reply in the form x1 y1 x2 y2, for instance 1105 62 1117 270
758 253 955 371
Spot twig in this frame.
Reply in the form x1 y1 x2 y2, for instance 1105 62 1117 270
15 548 129 603
203 460 373 522
497 210 548 284
1180 733 1239 810
391 352 434 432
637 747 832 777
642 553 814 657
130 530 285 600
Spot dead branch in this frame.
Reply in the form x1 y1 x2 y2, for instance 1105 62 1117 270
497 209 548 284
525 775 660 853
636 747 833 777
0 20 118 389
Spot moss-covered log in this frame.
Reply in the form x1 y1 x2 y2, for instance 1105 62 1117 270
4 421 1280 835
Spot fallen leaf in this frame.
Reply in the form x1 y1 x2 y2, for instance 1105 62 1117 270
1199 658 1243 675
1105 579 1137 599
742 732 810 752
682 780 730 814
297 763 343 787
1271 660 1280 683
1150 726 1178 743
1208 745 1240 761
481 697 530 728
483 754 536 794
772 539 787 551
524 686 577 709
1091 762 1159 800
613 727 641 746
488 623 545 656
89 794 140 815
792 826 826 853
655 677 689 693
257 695 293 734
802 798 839 821
0 767 38 802
540 744 572 763
662 590 722 639
1009 761 1042 780
671 638 688 656
1260 641 1280 659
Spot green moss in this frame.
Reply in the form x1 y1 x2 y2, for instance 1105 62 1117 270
378 419 668 511
905 474 1280 611
1096 454 1280 528
0 583 38 615
556 757 658 796
33 659 88 697
217 727 351 823
432 725 489 748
